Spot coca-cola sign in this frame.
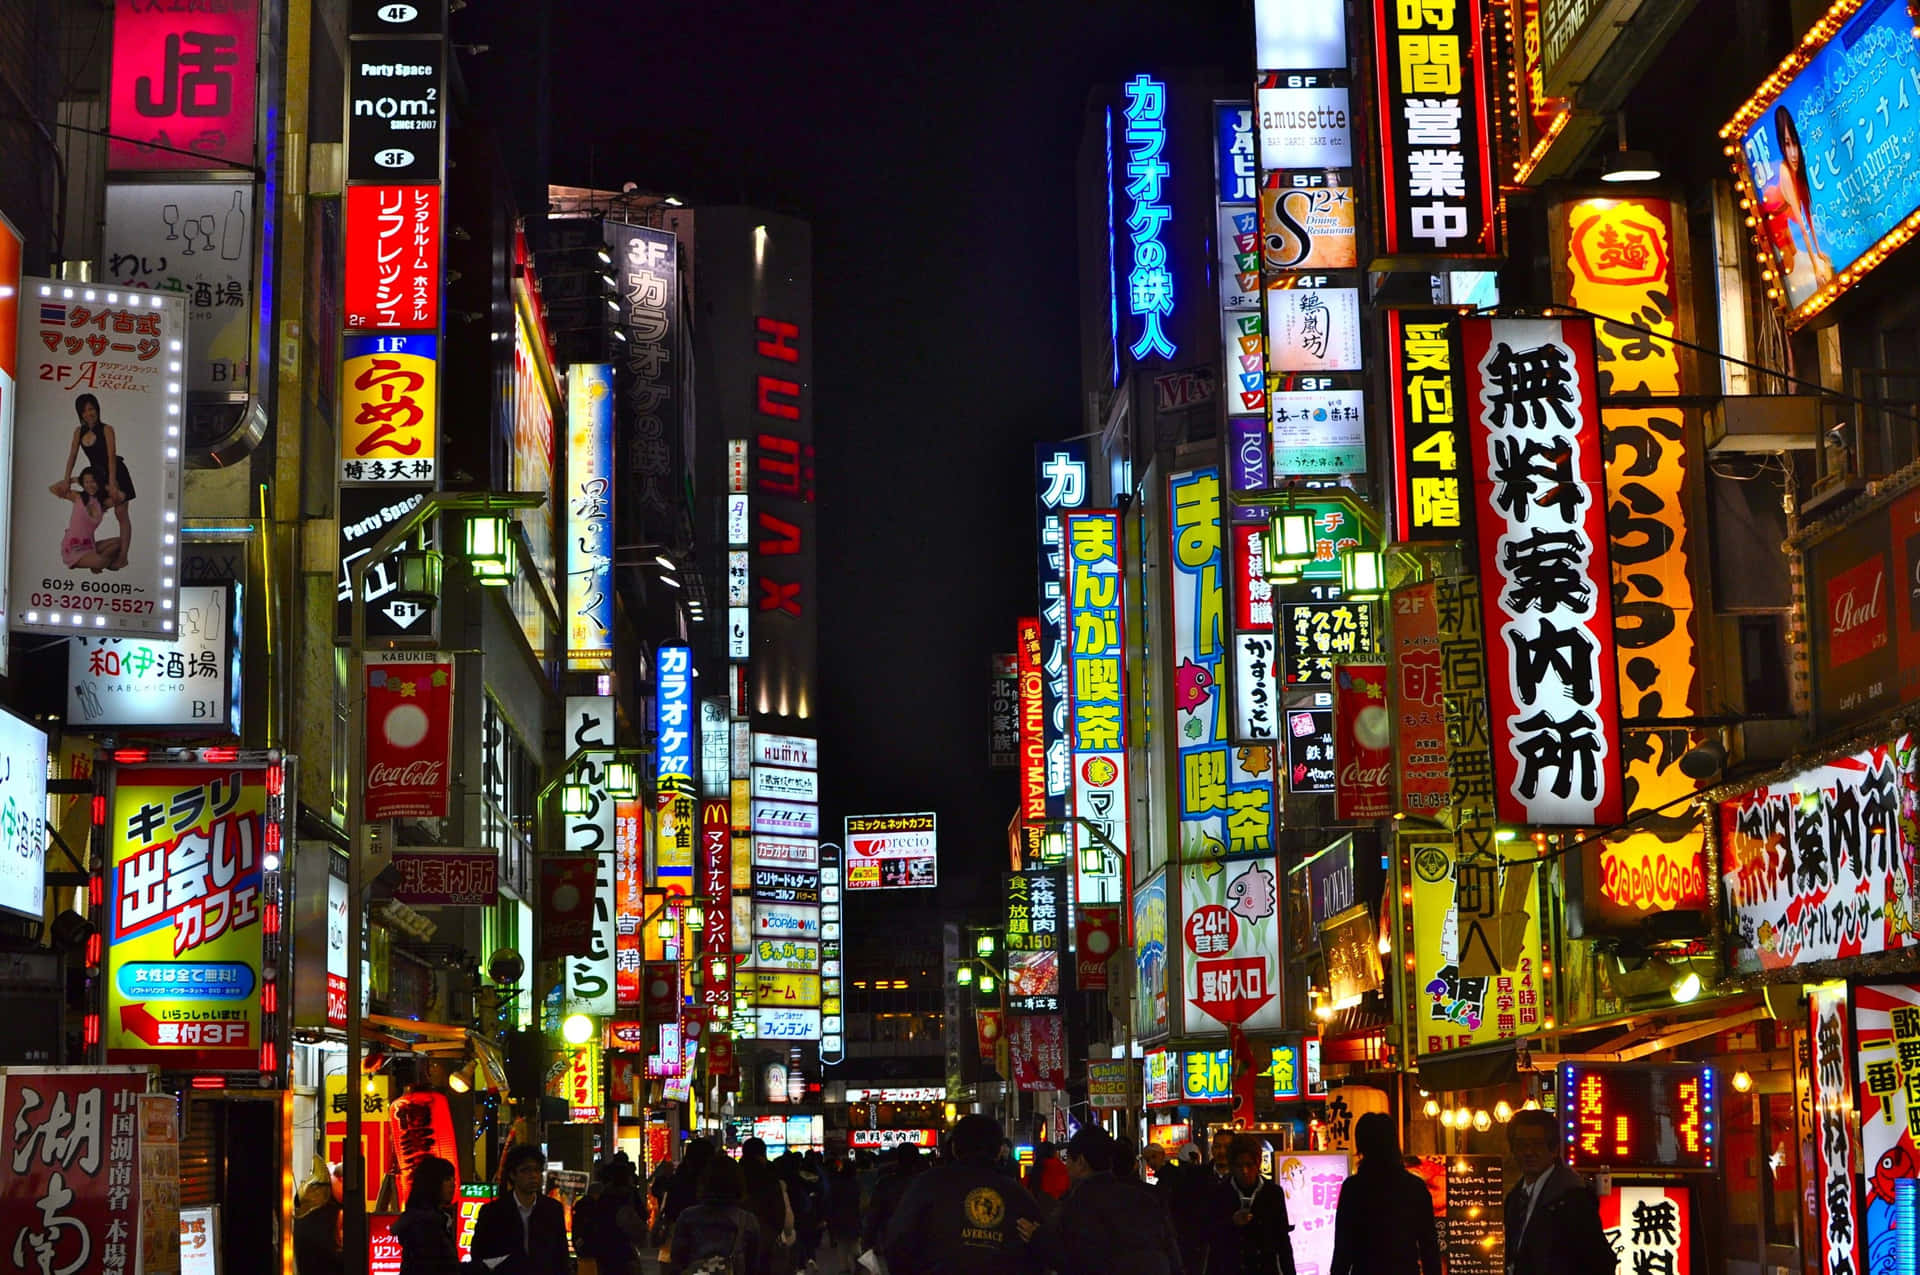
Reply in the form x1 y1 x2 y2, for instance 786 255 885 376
1332 663 1392 821
364 652 453 820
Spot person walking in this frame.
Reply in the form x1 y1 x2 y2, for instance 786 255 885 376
391 1156 462 1275
1018 1126 1183 1275
577 1158 651 1275
881 1114 1043 1275
861 1143 926 1258
826 1156 863 1268
470 1144 572 1275
741 1139 796 1274
1211 1135 1296 1275
664 1140 721 1245
1502 1109 1615 1275
1024 1142 1070 1215
1329 1113 1442 1275
667 1154 765 1275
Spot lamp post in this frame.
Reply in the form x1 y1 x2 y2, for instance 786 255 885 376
341 491 544 1269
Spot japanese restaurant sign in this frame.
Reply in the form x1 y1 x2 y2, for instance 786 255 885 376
1064 510 1129 905
1720 737 1920 974
1005 868 1065 1014
340 333 438 483
1461 317 1623 827
1281 601 1374 689
109 0 259 170
0 1067 149 1275
1371 0 1496 258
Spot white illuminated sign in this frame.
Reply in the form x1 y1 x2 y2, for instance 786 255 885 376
1257 86 1352 169
68 583 237 731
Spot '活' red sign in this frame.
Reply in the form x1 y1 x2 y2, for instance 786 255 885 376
109 0 259 171
364 654 453 820
345 185 442 332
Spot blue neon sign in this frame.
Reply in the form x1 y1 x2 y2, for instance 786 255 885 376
1122 75 1175 361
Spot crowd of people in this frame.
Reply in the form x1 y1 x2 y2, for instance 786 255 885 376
297 1105 1616 1275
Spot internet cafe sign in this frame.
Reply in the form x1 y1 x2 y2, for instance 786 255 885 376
1803 490 1920 737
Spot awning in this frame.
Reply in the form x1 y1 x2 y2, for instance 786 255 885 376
1409 1041 1521 1092
362 1013 510 1092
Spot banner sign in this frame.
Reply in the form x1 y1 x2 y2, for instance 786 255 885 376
565 363 614 670
1461 316 1623 827
844 812 937 889
1036 442 1091 820
1600 1186 1691 1275
390 849 497 906
344 184 441 332
1179 852 1282 1035
1854 981 1920 1264
1064 510 1129 905
1372 0 1496 258
1006 868 1065 1014
364 652 451 820
1810 982 1863 1275
107 762 278 1068
1017 616 1047 829
1389 582 1451 819
563 695 617 1014
1076 906 1120 990
1408 839 1543 1056
1720 737 1920 974
0 1068 149 1275
1388 311 1469 542
1009 1014 1067 1090
15 279 186 638
109 0 259 169
1333 663 1391 820
1135 869 1169 1040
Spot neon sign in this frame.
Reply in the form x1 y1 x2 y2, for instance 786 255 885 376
1560 1062 1717 1171
1122 74 1175 360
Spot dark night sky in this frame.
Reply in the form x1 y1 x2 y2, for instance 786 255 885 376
546 1 1246 915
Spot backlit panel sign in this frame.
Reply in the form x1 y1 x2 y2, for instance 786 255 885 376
102 181 256 396
1217 104 1259 206
844 812 938 891
69 583 240 733
562 696 616 1015
340 333 437 483
1179 852 1283 1036
753 733 817 770
1281 601 1375 689
1036 443 1090 821
1064 510 1128 905
1257 77 1353 169
752 902 821 941
346 37 444 183
1372 0 1497 258
564 364 613 670
343 184 440 332
1121 75 1176 361
108 0 259 170
1265 284 1362 372
1720 738 1920 974
751 767 818 802
0 709 47 921
1461 317 1623 827
1387 311 1468 542
1853 981 1920 1263
1005 868 1065 1014
1269 387 1364 475
1260 174 1358 271
655 644 694 790
1017 616 1047 827
1407 837 1544 1056
1725 0 1920 326
1559 1063 1716 1171
1254 0 1347 71
753 799 819 839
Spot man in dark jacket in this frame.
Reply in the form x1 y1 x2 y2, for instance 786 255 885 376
861 1143 926 1254
470 1145 572 1275
1019 1126 1183 1275
1503 1110 1615 1275
883 1114 1044 1274
1210 1134 1295 1275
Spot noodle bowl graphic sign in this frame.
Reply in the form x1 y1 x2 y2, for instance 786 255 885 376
364 652 453 819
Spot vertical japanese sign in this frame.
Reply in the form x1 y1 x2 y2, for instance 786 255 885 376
0 1068 149 1275
1853 982 1920 1265
614 797 643 1008
1600 1186 1689 1275
363 652 452 820
1008 1015 1067 1090
701 798 732 1021
13 280 187 639
106 763 276 1069
818 844 842 1066
1407 838 1543 1056
0 219 17 662
1016 617 1048 858
1387 311 1469 542
566 364 614 669
139 1093 180 1275
108 0 258 170
1372 0 1496 257
1179 852 1282 1036
564 695 617 1014
339 333 438 482
1231 526 1280 743
1333 663 1391 820
1134 869 1169 1040
1005 868 1065 1014
605 223 682 541
1121 75 1176 361
655 643 695 884
1435 575 1495 831
1064 511 1129 905
1218 102 1266 419
1390 582 1451 818
989 652 1019 769
1461 317 1623 827
1037 444 1091 825
325 1073 390 1211
343 184 441 332
1811 982 1863 1275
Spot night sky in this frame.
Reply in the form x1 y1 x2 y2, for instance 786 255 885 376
548 1 1247 914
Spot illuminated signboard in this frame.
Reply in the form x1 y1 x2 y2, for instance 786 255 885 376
108 0 259 170
1724 0 1920 327
69 583 241 734
1005 868 1065 1014
1559 1063 1716 1172
1064 510 1129 905
1265 283 1362 372
1372 0 1497 258
844 812 937 891
1386 311 1467 542
346 36 444 183
849 1129 939 1149
564 364 614 669
1181 1048 1235 1103
1408 838 1545 1057
0 709 47 921
1280 601 1375 689
1600 1186 1691 1275
1270 387 1364 475
655 645 694 790
1254 0 1347 70
1179 853 1282 1036
344 184 441 332
562 696 616 1015
1035 445 1090 824
1144 1048 1176 1105
1261 173 1357 271
1256 74 1352 169
1461 317 1623 827
340 333 438 483
1855 982 1920 1263
1120 75 1175 360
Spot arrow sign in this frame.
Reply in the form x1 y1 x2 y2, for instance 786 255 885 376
1188 956 1274 1027
119 1002 162 1045
383 600 426 629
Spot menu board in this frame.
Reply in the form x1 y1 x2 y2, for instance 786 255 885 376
1445 1155 1504 1275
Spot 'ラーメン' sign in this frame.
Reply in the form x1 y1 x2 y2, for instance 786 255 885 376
1720 736 1920 974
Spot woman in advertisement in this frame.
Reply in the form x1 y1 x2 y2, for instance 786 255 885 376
58 393 137 570
49 469 122 573
1771 104 1835 292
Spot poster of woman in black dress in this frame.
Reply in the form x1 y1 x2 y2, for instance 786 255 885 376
58 394 136 569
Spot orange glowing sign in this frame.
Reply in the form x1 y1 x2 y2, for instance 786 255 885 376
1561 1063 1718 1171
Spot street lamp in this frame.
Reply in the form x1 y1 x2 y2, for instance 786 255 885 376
605 760 640 799
561 783 592 818
342 490 545 1267
464 512 517 585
